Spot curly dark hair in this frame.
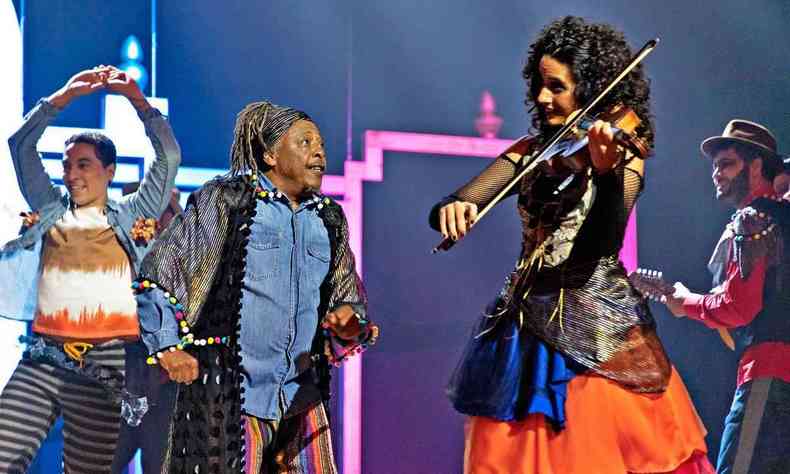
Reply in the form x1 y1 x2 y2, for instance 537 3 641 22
522 16 654 150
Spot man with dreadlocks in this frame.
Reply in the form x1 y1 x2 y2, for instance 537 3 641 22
429 17 713 473
134 100 377 473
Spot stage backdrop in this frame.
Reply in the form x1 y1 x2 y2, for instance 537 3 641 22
10 1 790 473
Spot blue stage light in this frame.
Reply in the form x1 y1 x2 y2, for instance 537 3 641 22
121 35 142 61
120 35 148 91
120 61 149 91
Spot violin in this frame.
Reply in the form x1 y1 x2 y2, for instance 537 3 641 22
543 106 649 176
432 38 659 253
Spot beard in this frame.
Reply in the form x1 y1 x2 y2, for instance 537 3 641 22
716 166 750 206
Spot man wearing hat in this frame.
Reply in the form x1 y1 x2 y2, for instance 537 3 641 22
662 119 790 473
132 101 378 473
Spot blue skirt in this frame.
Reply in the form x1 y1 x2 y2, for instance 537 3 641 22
447 310 585 429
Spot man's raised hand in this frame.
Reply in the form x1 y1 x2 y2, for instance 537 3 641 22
105 66 151 113
48 66 110 108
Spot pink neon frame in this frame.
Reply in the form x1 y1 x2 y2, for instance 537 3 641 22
323 130 638 474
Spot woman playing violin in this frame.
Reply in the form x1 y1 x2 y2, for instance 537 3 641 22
430 16 714 473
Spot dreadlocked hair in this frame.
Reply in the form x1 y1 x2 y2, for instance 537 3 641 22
522 16 654 151
230 101 272 176
228 100 312 175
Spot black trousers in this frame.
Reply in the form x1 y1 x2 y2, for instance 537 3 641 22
111 341 178 474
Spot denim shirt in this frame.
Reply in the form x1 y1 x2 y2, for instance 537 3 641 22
137 175 332 420
239 175 331 419
0 99 181 322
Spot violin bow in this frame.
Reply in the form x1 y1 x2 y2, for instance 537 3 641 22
433 38 660 254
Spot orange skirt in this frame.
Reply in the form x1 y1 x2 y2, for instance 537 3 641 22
465 367 714 474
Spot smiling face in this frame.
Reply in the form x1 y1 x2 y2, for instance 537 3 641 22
263 119 326 202
535 55 579 127
62 142 115 208
711 146 753 206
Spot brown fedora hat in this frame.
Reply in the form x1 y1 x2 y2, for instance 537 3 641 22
700 119 778 159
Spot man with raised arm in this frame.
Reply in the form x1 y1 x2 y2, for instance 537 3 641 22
0 66 180 474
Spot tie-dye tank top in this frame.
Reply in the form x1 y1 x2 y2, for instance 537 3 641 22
33 206 139 340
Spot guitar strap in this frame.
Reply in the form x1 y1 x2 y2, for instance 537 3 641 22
707 226 736 350
708 225 733 285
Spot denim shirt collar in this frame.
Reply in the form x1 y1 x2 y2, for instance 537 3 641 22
255 173 326 213
105 197 121 213
256 173 276 193
63 193 121 214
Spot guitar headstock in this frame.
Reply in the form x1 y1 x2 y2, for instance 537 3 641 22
628 268 674 301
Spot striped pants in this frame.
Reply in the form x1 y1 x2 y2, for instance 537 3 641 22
717 377 790 474
244 402 337 474
0 342 125 474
